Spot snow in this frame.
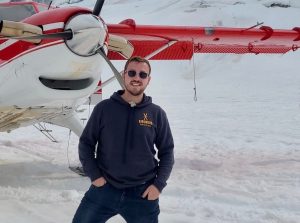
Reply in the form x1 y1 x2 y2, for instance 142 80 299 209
1 0 300 222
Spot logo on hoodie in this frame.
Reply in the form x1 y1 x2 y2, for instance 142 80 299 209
139 112 153 127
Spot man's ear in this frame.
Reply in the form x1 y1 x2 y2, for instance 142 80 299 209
147 75 151 85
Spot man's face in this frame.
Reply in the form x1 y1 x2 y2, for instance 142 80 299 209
123 61 151 96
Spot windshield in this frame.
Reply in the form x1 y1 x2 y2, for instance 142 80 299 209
0 4 36 21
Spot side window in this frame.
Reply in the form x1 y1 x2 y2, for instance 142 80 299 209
0 5 36 21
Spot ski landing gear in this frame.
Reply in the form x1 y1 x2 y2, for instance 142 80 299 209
69 166 85 176
66 129 86 176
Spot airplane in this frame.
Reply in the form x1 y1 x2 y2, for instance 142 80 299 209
0 0 299 141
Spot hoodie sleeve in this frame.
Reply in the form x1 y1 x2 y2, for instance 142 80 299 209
78 104 103 182
153 109 175 192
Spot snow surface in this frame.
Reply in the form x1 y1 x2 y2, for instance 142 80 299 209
1 0 300 222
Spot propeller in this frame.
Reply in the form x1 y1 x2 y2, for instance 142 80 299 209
97 47 125 89
0 30 73 42
0 20 72 43
93 0 105 16
0 1 107 43
91 0 126 89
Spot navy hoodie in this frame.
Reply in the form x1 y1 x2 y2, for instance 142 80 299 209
79 90 174 192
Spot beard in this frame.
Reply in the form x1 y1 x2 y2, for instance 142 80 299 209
124 81 146 96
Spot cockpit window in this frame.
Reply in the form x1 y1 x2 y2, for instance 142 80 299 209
37 4 48 12
0 4 36 21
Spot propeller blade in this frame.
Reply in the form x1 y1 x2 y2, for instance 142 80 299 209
93 0 105 16
0 30 73 42
97 47 125 89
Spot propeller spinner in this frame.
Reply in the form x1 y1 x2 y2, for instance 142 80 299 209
65 13 107 56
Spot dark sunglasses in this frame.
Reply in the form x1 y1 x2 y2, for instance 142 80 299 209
127 70 149 79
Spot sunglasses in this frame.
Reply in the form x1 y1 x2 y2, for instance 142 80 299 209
127 70 149 79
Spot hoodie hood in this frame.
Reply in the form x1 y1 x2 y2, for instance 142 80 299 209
111 90 152 108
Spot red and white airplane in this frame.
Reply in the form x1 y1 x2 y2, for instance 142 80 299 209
0 0 299 139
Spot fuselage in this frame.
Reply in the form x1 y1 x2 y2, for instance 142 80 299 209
0 2 107 133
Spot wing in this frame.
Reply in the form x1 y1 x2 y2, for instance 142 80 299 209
107 19 300 60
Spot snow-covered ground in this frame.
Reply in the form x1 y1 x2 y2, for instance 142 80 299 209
1 0 300 222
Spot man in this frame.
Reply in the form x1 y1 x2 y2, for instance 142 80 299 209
72 56 174 223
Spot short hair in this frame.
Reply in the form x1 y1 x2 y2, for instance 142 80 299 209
124 56 151 75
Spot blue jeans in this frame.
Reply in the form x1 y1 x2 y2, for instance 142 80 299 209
72 182 160 223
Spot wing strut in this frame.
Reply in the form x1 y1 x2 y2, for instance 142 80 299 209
145 40 178 59
97 40 178 91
